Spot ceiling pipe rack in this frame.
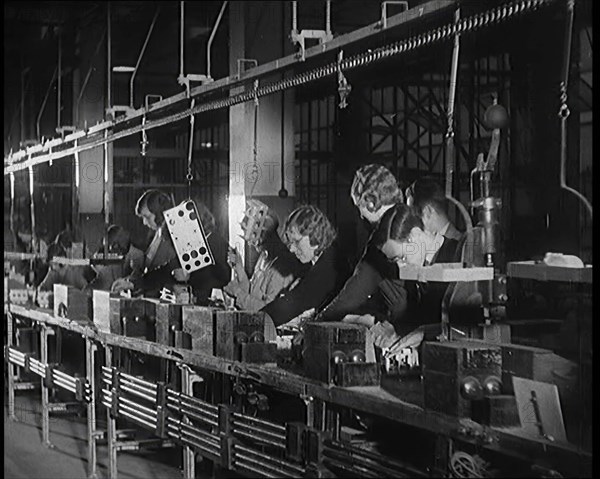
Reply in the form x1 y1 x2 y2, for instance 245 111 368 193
5 0 455 170
4 0 558 175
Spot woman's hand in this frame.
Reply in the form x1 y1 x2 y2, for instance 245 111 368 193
227 247 242 267
387 327 425 356
342 314 376 327
223 280 242 298
111 278 134 293
278 308 316 332
172 268 190 282
368 321 399 349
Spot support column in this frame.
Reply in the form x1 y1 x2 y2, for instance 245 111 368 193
41 324 53 448
75 20 110 255
86 339 98 479
228 1 296 266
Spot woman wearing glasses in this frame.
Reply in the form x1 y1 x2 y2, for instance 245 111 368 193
261 205 348 328
363 203 458 351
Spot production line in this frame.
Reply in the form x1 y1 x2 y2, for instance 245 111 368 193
4 0 593 477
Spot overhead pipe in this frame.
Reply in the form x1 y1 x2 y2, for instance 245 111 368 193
107 2 112 112
36 67 58 140
180 1 185 79
5 0 559 174
130 8 161 108
75 29 107 125
21 67 31 143
57 31 62 129
443 8 472 234
206 1 229 80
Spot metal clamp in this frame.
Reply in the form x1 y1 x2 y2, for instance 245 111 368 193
237 59 258 78
378 1 409 30
337 50 351 109
290 1 333 61
144 94 163 110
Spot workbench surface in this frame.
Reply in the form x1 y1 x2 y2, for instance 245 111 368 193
7 303 592 476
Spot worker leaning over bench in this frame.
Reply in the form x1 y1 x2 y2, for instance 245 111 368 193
111 189 230 302
316 164 405 323
111 189 178 297
261 205 348 328
85 224 144 292
37 240 89 292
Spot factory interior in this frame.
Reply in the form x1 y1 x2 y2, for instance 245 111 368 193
3 1 593 478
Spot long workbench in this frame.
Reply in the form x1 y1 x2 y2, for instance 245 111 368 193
5 303 592 478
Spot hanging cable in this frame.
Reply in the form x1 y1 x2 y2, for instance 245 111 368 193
28 165 36 254
140 114 148 156
103 129 109 256
558 0 592 220
249 79 260 197
9 172 15 233
186 99 196 199
443 7 473 237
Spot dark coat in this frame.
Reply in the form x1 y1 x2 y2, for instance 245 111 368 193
262 244 349 327
380 235 460 337
317 231 397 322
132 229 231 302
188 231 232 305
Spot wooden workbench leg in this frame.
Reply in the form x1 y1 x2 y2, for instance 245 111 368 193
86 339 98 479
6 310 17 420
432 434 453 477
40 323 53 448
105 345 118 479
181 365 196 479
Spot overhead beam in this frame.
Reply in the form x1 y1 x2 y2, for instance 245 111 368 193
4 0 456 172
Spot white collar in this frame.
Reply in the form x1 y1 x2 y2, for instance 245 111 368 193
439 221 450 237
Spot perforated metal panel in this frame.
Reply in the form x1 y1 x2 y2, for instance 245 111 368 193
164 200 215 273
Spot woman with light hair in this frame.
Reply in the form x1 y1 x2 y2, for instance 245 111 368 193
261 205 348 327
224 200 305 311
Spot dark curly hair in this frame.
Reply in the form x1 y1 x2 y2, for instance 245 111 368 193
373 203 424 249
135 190 173 226
350 164 404 212
405 178 448 216
106 225 131 255
283 205 337 255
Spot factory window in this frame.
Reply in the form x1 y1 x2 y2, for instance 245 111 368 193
294 95 337 222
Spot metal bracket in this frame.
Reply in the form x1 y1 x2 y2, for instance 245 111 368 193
144 94 163 110
378 1 409 30
56 126 77 137
19 139 38 149
178 74 213 98
236 59 258 79
105 105 135 120
290 1 333 61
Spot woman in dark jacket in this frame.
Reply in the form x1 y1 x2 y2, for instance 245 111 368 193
262 205 348 327
112 192 231 302
111 190 178 297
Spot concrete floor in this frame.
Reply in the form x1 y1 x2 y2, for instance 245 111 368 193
4 389 210 479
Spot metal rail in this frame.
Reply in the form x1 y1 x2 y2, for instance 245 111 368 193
4 0 556 174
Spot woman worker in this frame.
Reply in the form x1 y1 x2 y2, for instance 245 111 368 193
224 200 305 311
261 205 348 328
111 189 178 297
355 203 458 352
